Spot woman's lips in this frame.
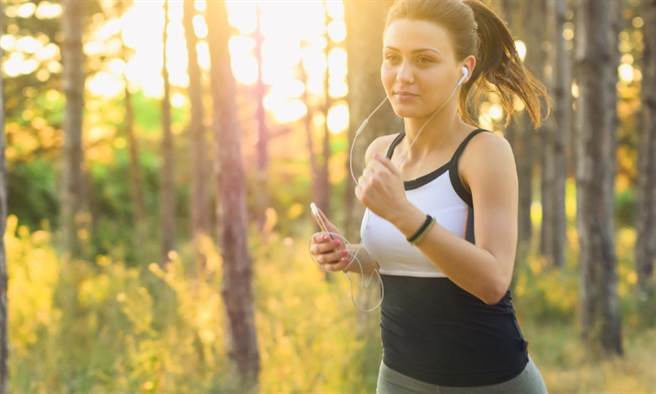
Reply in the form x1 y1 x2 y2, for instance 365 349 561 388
395 92 419 100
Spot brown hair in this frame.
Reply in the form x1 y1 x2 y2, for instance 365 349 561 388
384 0 551 128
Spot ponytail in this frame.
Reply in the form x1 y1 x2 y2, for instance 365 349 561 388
462 0 551 128
385 0 551 128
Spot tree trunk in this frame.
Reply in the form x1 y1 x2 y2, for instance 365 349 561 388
532 0 555 263
636 0 656 297
343 0 401 241
0 5 9 391
319 0 333 228
184 0 211 270
543 0 569 267
299 46 322 237
568 0 578 183
299 40 333 282
160 0 175 266
520 0 543 251
254 4 270 233
553 0 570 268
501 0 532 267
206 0 260 387
61 0 85 259
118 0 147 263
575 0 622 356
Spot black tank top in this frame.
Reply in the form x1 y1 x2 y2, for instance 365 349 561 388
378 129 529 386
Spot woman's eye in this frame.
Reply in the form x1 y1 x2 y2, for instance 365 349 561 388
417 57 433 64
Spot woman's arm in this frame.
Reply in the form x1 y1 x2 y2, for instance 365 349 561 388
389 133 518 305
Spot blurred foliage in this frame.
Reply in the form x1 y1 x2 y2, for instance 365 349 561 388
6 87 191 264
7 158 59 229
615 187 636 228
6 208 656 393
6 215 380 393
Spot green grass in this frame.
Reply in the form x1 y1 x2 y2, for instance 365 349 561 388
524 321 656 393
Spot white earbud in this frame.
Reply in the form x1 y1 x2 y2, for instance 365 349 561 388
458 66 469 86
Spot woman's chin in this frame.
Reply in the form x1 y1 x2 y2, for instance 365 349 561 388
392 106 427 118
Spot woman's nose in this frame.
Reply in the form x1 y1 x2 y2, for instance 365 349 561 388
396 60 415 84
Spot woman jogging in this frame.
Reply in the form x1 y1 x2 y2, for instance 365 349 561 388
310 0 550 392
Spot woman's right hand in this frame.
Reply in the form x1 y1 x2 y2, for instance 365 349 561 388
309 209 352 272
310 232 352 272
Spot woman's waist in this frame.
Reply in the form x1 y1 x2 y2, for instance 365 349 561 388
380 274 515 315
380 307 522 341
380 303 529 378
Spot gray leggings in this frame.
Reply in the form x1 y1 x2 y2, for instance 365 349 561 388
376 356 548 394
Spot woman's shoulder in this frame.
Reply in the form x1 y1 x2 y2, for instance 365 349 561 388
463 129 514 161
364 132 402 166
459 129 516 192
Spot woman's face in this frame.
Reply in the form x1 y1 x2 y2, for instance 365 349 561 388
381 19 463 118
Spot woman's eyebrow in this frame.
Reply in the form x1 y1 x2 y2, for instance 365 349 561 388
383 47 441 56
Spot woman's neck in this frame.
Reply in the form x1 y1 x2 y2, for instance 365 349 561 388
398 107 470 166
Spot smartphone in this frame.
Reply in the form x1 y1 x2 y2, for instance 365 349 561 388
310 202 335 240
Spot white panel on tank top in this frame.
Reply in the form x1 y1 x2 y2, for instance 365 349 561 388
360 169 469 278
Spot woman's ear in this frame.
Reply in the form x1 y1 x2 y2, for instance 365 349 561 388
463 56 477 81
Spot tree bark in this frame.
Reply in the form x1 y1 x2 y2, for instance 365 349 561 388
534 0 555 263
206 0 260 387
61 0 85 259
543 0 569 267
160 0 175 266
518 0 543 251
254 4 270 233
184 0 211 270
299 44 322 236
575 0 623 356
343 0 401 241
0 4 9 391
636 0 656 297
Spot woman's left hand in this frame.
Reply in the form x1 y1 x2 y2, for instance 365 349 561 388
355 153 410 223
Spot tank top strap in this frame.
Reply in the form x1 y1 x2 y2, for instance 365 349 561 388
385 132 406 159
448 128 490 206
449 128 489 165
